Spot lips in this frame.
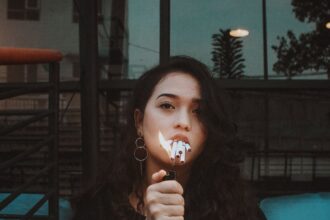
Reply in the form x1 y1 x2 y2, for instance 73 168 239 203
159 132 192 163
170 134 189 144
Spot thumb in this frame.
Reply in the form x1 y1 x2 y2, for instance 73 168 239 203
151 170 167 184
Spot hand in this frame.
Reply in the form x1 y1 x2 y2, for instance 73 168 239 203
145 170 185 220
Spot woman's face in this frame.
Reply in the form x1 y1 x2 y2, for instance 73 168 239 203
135 72 207 166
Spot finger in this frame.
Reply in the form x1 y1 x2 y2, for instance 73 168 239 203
146 213 184 220
159 217 184 220
147 204 184 219
162 204 185 217
151 170 167 184
157 193 185 206
164 217 184 220
149 180 184 194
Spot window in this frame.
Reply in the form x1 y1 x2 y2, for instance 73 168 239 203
73 0 103 23
267 0 328 80
7 65 24 82
7 0 40 21
7 65 38 82
170 0 262 80
128 0 160 78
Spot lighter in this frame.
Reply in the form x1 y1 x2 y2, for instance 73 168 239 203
163 170 176 181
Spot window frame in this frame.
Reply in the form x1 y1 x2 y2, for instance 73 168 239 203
7 0 41 21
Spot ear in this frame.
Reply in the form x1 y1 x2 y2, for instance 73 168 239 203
134 109 144 136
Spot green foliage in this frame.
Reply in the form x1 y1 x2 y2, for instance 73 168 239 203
212 29 245 79
272 0 330 79
292 0 330 23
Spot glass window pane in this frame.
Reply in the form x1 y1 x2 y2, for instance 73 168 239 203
171 0 263 79
98 0 127 80
268 1 329 80
127 0 159 79
7 10 25 20
8 0 25 10
27 0 38 8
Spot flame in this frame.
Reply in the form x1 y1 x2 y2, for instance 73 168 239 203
158 131 171 158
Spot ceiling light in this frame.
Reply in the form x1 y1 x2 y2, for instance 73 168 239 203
326 22 330 29
229 28 249 38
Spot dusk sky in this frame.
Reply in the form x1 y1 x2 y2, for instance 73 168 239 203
128 0 320 79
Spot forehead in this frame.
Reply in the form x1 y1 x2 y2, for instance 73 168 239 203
151 72 201 98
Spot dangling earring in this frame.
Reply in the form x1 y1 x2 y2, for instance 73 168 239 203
134 136 148 176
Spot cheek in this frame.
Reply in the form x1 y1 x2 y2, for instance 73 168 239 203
193 123 207 152
200 127 207 144
141 108 163 146
142 113 170 161
142 105 170 135
195 120 207 140
196 132 207 151
142 109 158 133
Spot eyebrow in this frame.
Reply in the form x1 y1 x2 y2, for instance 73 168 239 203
156 93 201 103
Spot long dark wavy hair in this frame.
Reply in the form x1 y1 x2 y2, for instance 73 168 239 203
72 56 264 220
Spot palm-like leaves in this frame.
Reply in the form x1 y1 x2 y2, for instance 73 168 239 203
212 29 245 79
272 0 330 79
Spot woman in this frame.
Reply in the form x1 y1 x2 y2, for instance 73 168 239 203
72 56 265 220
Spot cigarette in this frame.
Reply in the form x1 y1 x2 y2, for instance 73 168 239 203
171 141 177 160
175 141 182 158
185 143 191 152
169 140 189 162
175 147 181 158
177 141 183 154
180 149 185 163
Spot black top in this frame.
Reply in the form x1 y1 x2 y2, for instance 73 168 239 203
71 189 145 220
71 185 267 220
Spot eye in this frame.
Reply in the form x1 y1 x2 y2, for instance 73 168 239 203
192 108 201 115
192 104 201 115
159 103 175 110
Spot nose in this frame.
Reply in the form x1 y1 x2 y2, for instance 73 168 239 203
174 109 191 131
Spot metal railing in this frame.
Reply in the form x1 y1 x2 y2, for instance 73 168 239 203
249 150 330 180
248 150 330 197
0 47 61 220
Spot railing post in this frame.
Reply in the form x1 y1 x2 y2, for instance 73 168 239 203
78 0 100 187
160 0 170 64
49 62 60 220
